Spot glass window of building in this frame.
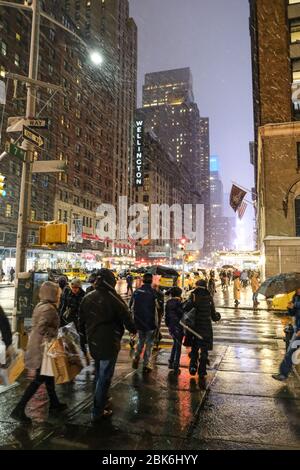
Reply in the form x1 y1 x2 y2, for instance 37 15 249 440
1 41 7 56
5 204 12 218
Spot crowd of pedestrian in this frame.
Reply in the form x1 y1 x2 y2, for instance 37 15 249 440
2 264 298 427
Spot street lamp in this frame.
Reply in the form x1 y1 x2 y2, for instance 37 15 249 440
90 51 103 66
0 0 104 332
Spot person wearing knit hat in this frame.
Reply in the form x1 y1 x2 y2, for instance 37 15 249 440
11 281 67 423
183 280 221 381
59 277 85 332
79 268 136 423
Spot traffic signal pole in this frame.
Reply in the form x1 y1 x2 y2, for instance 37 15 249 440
13 0 40 331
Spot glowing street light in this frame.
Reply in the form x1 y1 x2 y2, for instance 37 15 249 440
90 51 103 66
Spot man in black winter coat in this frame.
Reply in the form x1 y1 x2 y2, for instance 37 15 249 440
79 269 136 423
130 273 158 372
184 280 220 378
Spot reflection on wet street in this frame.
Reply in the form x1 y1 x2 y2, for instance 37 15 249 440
0 286 299 450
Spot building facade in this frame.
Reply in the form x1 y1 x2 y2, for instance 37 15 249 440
139 68 211 256
0 1 137 265
250 0 300 277
133 122 197 264
210 156 236 252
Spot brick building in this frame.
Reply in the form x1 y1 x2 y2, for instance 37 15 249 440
0 0 137 264
250 0 300 277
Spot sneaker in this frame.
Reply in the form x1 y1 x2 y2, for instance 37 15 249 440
49 402 68 412
143 364 153 373
189 367 197 376
10 407 32 424
168 360 174 370
132 357 139 369
272 374 288 382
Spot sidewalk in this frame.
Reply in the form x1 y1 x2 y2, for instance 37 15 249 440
1 336 300 450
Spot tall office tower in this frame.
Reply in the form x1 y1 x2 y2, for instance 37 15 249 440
64 0 137 206
210 156 224 219
140 67 211 255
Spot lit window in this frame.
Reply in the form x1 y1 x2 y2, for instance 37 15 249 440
1 41 7 56
16 33 21 41
0 65 5 78
5 204 12 218
14 53 20 67
31 210 36 221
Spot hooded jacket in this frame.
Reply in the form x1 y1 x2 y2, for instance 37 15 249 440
25 282 59 370
184 287 218 350
165 298 184 336
79 286 136 360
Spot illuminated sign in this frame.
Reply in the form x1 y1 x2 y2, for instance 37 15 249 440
134 120 144 187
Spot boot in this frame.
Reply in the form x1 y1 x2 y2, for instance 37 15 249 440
10 405 31 424
49 402 68 412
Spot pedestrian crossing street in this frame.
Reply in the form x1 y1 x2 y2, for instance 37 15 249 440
122 305 285 348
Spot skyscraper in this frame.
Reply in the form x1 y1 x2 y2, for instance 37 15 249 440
139 67 211 255
0 1 137 264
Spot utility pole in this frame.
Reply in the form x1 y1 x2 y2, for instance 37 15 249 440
15 0 40 279
12 0 40 332
0 0 102 332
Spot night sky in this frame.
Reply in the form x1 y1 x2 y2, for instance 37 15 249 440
129 0 254 248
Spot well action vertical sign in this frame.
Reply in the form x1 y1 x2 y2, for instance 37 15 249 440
135 120 144 187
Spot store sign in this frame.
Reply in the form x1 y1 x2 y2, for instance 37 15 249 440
134 120 144 187
73 219 83 243
148 252 167 258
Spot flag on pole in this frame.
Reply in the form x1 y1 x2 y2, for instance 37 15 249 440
238 201 248 220
230 184 247 212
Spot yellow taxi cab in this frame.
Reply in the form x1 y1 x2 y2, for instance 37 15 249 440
62 268 88 282
148 266 179 291
270 291 295 311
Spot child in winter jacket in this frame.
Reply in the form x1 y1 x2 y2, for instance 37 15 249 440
165 287 184 374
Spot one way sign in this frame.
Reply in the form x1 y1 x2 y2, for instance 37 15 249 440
23 126 44 148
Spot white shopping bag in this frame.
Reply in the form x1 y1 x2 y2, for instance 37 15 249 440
0 339 6 365
40 342 54 376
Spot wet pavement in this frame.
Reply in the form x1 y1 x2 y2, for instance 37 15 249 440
0 286 299 450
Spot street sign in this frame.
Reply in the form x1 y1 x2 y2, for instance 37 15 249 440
32 160 67 173
5 142 26 160
7 117 48 132
25 118 48 129
23 126 44 148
